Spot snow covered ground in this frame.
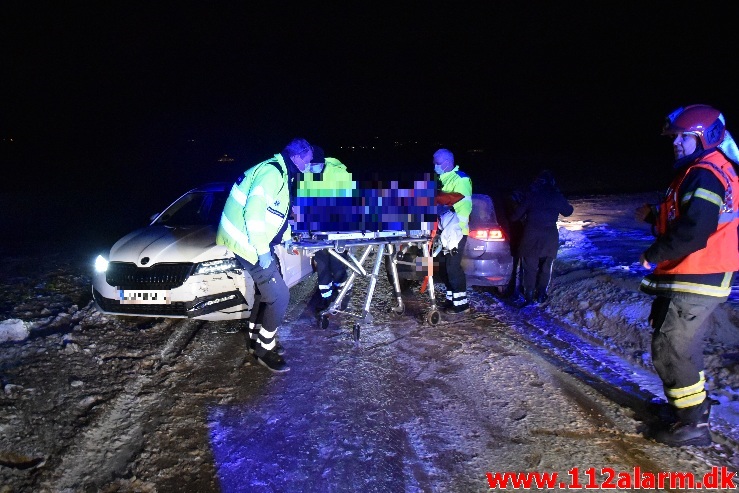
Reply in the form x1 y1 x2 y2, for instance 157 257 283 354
545 192 739 441
2 191 739 490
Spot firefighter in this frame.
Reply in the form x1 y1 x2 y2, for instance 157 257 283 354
299 145 356 311
433 148 473 313
638 105 739 446
216 138 313 373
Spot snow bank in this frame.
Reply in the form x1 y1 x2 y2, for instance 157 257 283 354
551 194 739 396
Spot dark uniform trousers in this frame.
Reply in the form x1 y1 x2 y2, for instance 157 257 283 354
235 253 289 356
650 295 720 420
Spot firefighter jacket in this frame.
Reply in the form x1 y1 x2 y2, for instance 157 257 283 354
296 157 355 198
216 153 292 264
640 149 739 299
437 166 472 235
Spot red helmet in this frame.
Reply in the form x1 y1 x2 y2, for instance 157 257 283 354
662 104 725 150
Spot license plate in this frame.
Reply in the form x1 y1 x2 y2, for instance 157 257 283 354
119 290 171 304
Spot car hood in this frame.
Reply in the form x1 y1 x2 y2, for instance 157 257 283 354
109 225 232 266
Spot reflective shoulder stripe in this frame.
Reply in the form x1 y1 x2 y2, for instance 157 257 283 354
230 184 247 207
692 187 723 208
252 184 266 198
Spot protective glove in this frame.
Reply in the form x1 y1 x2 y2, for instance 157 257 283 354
284 239 299 255
431 234 443 257
258 252 272 269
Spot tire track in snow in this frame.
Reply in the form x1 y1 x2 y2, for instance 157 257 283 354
49 319 204 491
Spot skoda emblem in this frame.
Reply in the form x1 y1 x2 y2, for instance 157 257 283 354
141 257 150 265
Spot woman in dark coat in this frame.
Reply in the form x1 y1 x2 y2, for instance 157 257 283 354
510 170 574 304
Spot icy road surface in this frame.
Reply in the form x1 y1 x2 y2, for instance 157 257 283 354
1 192 738 491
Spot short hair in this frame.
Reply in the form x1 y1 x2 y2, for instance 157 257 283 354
284 138 311 158
433 148 454 165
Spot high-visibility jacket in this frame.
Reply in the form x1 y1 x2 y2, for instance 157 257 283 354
296 157 355 197
640 149 739 298
437 166 472 235
216 153 292 264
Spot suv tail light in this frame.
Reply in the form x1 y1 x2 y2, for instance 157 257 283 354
469 227 505 241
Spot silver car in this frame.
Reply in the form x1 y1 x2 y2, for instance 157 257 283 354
388 193 514 292
91 182 314 321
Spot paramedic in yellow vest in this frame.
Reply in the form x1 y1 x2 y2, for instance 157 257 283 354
298 145 356 311
638 105 739 446
433 148 473 314
216 138 313 373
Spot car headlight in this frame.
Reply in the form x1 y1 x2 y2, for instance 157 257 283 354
94 255 109 273
193 258 241 276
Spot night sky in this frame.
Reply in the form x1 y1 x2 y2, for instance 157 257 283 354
3 2 739 197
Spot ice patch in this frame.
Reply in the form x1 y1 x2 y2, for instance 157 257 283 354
0 318 30 342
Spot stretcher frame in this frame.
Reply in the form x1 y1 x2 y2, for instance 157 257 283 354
294 230 441 340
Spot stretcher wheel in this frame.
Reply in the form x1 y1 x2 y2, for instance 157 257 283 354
319 315 329 330
391 304 405 316
426 309 441 325
352 324 361 341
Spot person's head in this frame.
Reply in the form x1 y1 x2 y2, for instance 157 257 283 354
284 138 314 172
662 105 726 161
307 145 326 174
534 169 555 188
433 149 455 175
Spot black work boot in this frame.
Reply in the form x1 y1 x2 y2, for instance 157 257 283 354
274 338 285 356
254 348 290 374
654 401 712 447
317 295 332 312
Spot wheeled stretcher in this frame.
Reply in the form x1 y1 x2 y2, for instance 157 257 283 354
294 230 442 341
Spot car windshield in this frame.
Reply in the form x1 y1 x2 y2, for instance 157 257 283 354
153 191 228 227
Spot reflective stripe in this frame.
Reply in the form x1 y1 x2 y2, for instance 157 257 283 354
718 210 739 224
252 184 266 198
692 187 723 208
231 184 247 207
258 325 277 351
453 292 468 305
640 274 732 297
665 372 705 398
670 391 706 409
221 215 252 249
246 218 266 232
249 323 261 340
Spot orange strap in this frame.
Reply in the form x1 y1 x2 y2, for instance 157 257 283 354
420 220 439 293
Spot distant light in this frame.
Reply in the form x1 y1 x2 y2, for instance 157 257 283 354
559 220 585 231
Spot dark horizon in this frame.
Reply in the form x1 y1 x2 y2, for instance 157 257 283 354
3 3 738 198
